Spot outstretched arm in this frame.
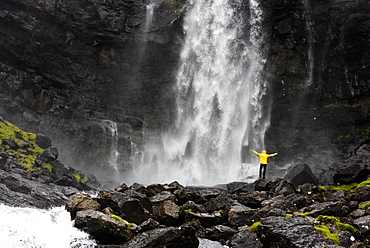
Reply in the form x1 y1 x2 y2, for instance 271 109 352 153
251 150 259 156
268 153 278 157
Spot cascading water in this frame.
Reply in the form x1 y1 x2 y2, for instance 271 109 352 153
303 0 314 87
99 119 120 180
0 204 96 248
130 0 269 186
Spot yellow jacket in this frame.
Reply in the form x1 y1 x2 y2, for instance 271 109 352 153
252 150 278 164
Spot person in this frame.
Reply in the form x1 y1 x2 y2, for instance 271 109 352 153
251 150 278 179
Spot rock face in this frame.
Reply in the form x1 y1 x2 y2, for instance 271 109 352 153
0 0 369 184
67 178 370 247
0 118 99 208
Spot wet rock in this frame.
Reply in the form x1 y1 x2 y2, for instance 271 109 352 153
226 203 255 226
176 186 222 204
184 211 223 228
234 191 268 208
204 225 238 244
74 210 134 245
66 193 101 220
258 216 339 247
97 190 153 224
333 158 370 184
40 146 58 163
139 218 160 232
284 163 319 187
302 201 351 217
353 215 370 239
35 134 52 149
270 178 296 197
1 139 19 150
226 226 262 248
204 191 236 212
3 175 31 194
121 226 199 248
154 200 180 226
149 191 176 206
180 200 206 214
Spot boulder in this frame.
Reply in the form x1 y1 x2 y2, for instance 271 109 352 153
154 200 180 226
204 225 238 244
258 216 340 247
139 218 160 232
184 211 223 228
284 163 319 187
270 178 296 197
120 226 199 248
353 215 370 239
97 190 153 224
226 226 263 248
180 200 206 214
66 193 101 220
40 147 58 163
226 203 255 226
333 156 370 184
74 210 134 245
303 201 351 217
1 139 19 150
176 186 222 204
204 191 236 212
234 191 268 208
35 134 52 149
149 191 176 207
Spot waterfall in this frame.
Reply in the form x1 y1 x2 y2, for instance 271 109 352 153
303 0 314 87
130 0 269 186
99 120 120 180
0 204 96 248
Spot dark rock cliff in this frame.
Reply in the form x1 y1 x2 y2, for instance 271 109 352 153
0 0 184 180
264 0 370 182
0 0 369 183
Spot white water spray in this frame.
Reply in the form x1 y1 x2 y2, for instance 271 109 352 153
99 120 120 179
131 0 269 186
303 0 314 87
0 204 96 248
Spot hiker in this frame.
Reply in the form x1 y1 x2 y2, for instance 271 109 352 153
251 150 278 179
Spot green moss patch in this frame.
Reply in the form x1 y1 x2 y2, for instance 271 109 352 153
248 221 261 231
0 119 49 170
314 215 357 245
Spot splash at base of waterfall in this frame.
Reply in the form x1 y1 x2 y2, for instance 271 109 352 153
129 0 268 186
0 204 96 248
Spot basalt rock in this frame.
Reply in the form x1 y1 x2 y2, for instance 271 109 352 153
285 163 319 187
120 226 199 248
226 226 262 248
67 177 370 247
74 210 134 245
257 216 341 247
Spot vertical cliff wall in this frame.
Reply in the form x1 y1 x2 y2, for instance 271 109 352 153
0 0 185 180
264 0 370 182
0 0 369 184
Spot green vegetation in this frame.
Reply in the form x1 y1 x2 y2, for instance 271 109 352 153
73 173 89 182
183 209 192 213
0 120 50 171
317 178 370 194
359 201 370 210
248 221 261 231
314 215 357 245
110 214 134 228
314 225 340 245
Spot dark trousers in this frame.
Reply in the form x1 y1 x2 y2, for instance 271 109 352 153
259 163 267 178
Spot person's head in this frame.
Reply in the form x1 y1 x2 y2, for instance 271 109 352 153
262 150 266 154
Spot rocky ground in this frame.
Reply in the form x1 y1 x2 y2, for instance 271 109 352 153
0 116 99 208
1 117 370 247
66 178 370 248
